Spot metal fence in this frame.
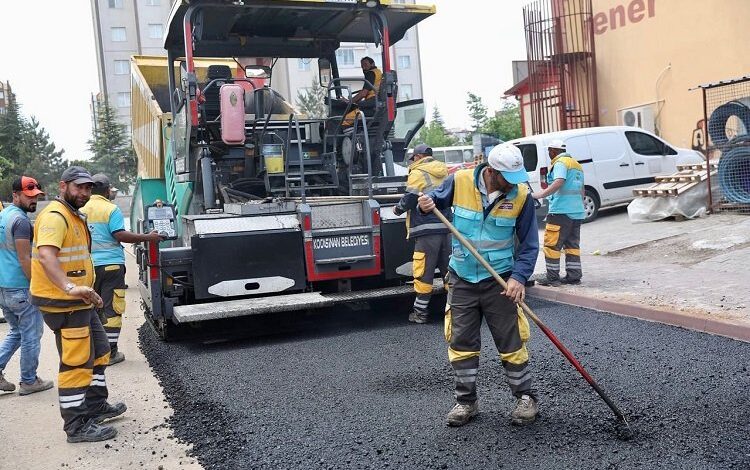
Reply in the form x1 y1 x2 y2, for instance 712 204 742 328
697 76 750 213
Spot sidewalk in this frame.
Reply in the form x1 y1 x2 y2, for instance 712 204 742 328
0 255 202 469
530 207 750 340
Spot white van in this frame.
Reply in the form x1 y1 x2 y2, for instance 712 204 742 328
508 126 704 222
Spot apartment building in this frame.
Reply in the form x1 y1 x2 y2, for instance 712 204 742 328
0 81 9 115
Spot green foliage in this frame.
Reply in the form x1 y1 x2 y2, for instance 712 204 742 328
0 85 67 200
466 92 488 132
413 106 457 148
482 99 522 141
296 78 328 119
87 98 137 194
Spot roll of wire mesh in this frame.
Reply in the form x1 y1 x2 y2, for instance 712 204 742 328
718 135 750 203
708 101 750 147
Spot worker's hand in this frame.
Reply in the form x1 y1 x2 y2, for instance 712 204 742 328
69 286 104 309
418 193 435 213
502 278 526 304
532 192 544 200
145 231 166 243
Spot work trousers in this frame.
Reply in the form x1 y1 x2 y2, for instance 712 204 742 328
444 273 533 404
412 233 451 314
93 264 127 354
43 308 110 436
543 213 582 282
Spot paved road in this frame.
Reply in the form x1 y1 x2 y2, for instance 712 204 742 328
140 298 750 469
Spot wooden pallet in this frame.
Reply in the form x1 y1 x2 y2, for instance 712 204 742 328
676 162 718 171
633 167 717 197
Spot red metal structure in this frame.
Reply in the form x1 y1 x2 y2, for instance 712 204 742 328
523 0 598 135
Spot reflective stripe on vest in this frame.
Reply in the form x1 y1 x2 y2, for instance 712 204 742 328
448 167 528 283
30 200 94 312
0 205 30 288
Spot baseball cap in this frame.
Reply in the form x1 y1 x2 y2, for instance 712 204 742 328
487 143 528 184
12 176 45 197
92 173 119 192
61 166 95 185
548 139 566 150
410 144 433 160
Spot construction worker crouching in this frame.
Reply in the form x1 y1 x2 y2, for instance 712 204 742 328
418 143 540 427
80 173 163 366
392 144 451 324
532 140 585 286
31 166 127 443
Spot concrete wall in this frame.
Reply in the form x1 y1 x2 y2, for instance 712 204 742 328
592 0 750 148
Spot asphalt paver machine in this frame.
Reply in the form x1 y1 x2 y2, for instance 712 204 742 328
130 0 435 339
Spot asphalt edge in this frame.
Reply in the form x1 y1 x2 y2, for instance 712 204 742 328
527 286 750 343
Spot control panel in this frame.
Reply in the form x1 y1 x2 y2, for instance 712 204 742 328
144 202 178 240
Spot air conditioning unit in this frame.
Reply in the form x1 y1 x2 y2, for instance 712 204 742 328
619 105 655 133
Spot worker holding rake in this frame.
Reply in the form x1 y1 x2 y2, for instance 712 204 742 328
418 143 540 427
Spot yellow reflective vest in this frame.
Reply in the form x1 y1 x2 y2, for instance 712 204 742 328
30 199 95 313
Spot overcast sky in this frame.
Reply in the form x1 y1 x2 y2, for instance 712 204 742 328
0 0 528 160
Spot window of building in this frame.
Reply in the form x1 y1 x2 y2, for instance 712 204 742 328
108 0 123 8
0 90 4 99
145 0 161 5
114 60 129 75
336 48 356 67
397 55 411 69
625 131 677 156
297 59 311 72
117 92 131 108
111 27 127 42
0 108 6 115
147 23 164 40
399 84 413 101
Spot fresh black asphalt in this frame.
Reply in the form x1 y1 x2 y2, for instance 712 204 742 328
139 297 750 469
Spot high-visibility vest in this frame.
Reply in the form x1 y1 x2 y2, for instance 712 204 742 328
30 199 94 313
0 204 31 288
546 153 585 217
405 157 450 238
449 166 528 283
80 195 124 266
364 67 383 100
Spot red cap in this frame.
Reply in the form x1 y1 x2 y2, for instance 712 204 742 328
13 176 45 197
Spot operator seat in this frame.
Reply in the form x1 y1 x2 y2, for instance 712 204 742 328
202 65 233 122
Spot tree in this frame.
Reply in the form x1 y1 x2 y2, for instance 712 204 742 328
88 98 137 193
296 78 328 119
466 92 488 132
413 105 457 148
0 84 24 171
482 99 522 142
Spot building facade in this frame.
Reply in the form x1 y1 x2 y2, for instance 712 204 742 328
0 81 9 115
509 0 750 149
90 0 174 131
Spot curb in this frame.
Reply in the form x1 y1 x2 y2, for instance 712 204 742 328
527 286 750 343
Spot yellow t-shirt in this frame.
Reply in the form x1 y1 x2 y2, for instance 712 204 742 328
34 211 68 249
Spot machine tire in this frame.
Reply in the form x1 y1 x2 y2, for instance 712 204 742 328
583 188 600 223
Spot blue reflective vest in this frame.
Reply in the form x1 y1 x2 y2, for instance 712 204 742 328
0 204 31 288
80 195 125 266
449 167 529 283
547 154 585 219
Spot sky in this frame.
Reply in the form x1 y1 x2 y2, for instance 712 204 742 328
0 0 528 159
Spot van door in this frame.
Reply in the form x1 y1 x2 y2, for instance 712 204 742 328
624 130 679 180
584 131 636 203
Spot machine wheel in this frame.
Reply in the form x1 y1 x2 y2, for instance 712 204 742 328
583 188 600 223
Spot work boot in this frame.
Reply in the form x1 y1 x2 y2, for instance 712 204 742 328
561 277 581 285
108 351 125 366
536 277 561 287
446 402 479 427
19 376 54 396
511 394 539 426
66 419 117 443
92 401 128 424
0 372 16 392
408 310 428 324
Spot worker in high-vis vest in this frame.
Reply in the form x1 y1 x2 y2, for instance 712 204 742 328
0 176 54 396
341 56 382 127
31 166 126 443
532 139 585 287
393 144 451 324
81 174 163 366
418 143 540 428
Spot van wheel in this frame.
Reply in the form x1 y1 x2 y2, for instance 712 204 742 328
583 188 600 223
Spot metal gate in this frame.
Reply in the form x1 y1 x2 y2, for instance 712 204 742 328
523 0 598 135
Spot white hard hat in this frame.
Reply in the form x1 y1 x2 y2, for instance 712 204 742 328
487 143 528 184
548 139 566 150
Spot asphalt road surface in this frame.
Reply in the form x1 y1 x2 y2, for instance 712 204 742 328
140 298 750 469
